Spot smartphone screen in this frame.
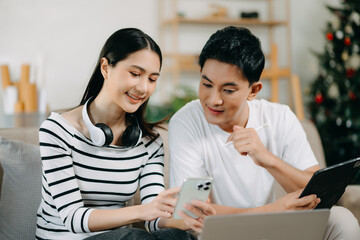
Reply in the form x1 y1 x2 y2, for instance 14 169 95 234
173 177 213 219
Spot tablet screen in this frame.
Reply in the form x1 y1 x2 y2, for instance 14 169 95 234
299 157 360 209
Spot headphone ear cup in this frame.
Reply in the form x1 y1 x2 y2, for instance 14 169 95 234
122 124 141 148
95 123 114 147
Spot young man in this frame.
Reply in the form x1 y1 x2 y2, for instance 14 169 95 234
169 26 359 239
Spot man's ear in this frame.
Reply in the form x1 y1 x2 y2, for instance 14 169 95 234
100 57 109 80
247 82 263 100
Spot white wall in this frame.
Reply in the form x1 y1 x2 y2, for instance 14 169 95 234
291 0 340 104
0 0 159 111
0 0 340 112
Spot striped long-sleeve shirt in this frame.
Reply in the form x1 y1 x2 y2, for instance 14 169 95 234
36 112 165 240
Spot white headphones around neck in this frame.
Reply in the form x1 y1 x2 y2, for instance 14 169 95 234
82 98 142 148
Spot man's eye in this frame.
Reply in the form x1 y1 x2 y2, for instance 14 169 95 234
149 78 157 83
203 83 212 88
130 72 140 77
223 89 235 94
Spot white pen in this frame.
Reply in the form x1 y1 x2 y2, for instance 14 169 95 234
224 122 270 147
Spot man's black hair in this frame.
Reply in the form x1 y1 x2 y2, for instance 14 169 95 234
199 26 265 85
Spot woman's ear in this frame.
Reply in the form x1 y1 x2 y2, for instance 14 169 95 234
247 82 263 100
100 57 109 80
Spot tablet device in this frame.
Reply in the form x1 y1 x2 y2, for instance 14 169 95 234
299 157 360 209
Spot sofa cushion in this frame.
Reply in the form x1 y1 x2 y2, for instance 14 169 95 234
0 137 41 240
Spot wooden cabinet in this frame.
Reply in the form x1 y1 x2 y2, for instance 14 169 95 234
158 0 292 103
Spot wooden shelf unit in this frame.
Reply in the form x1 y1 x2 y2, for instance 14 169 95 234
162 17 287 26
159 0 292 103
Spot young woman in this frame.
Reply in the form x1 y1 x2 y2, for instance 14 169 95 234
35 28 194 240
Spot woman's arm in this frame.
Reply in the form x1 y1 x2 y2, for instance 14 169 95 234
40 120 92 233
88 187 180 231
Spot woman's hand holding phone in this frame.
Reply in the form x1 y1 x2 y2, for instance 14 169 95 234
140 187 180 221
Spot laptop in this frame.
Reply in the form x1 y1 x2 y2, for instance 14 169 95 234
199 209 330 240
299 157 360 209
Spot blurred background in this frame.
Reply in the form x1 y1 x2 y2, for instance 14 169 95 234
0 0 359 169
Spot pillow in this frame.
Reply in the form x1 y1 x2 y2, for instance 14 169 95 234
0 137 41 240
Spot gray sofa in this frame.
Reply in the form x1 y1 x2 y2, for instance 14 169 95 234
0 120 359 239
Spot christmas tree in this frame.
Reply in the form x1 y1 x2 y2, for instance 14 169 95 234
307 0 360 181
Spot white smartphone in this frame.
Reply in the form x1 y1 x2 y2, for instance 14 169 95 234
173 177 213 219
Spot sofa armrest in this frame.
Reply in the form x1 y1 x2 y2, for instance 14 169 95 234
0 127 39 145
338 185 360 223
0 127 40 200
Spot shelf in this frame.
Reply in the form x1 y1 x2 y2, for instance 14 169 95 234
162 17 287 27
159 0 292 104
163 54 200 72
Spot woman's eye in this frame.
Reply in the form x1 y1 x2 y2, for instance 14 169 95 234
130 72 140 77
203 83 212 88
149 78 157 83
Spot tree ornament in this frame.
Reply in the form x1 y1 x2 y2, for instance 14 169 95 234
328 83 339 98
336 117 342 126
326 32 334 41
349 55 360 69
330 60 336 68
353 44 360 53
326 75 334 84
345 25 353 34
346 119 352 128
342 51 349 61
336 30 344 39
349 91 357 100
351 12 360 25
346 68 355 78
315 92 324 104
344 37 351 46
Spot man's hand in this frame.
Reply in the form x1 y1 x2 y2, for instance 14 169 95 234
271 189 321 211
178 199 216 234
227 125 272 167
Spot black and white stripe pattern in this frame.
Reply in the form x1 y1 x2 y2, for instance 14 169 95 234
36 113 165 239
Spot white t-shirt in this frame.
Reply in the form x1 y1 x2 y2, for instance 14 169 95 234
169 99 318 208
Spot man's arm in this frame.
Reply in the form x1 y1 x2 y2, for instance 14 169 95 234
260 153 319 193
211 189 320 214
228 108 320 193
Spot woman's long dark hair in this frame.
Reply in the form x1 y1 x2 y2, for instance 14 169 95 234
80 28 163 139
